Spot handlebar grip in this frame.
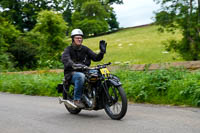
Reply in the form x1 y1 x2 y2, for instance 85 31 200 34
107 62 111 65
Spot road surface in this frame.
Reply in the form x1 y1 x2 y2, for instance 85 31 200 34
0 92 200 133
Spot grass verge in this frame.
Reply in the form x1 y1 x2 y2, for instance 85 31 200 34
1 68 200 107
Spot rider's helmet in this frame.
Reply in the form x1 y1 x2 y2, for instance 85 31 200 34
71 29 83 38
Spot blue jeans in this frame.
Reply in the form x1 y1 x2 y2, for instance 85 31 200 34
71 72 85 100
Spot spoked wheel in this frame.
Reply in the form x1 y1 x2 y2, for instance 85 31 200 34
104 84 127 120
63 85 81 114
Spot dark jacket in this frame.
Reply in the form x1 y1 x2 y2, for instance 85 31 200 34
61 44 104 81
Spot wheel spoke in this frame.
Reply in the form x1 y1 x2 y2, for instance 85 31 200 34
106 83 125 115
109 102 122 114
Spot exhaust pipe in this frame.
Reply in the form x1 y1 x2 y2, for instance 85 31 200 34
58 97 77 108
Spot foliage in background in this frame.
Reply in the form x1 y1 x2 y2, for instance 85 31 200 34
0 72 63 96
117 68 200 107
0 10 69 71
100 0 123 30
0 0 72 32
0 16 20 71
0 0 122 34
8 37 39 70
71 0 109 36
0 0 123 70
30 10 69 68
154 0 200 60
0 23 184 71
1 68 200 107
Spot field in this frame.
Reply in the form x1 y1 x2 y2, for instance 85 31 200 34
84 25 183 65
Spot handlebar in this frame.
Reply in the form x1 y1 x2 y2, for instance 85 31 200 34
84 62 111 70
72 62 111 70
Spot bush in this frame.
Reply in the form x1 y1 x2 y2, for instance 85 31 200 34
116 68 200 107
8 37 39 70
0 72 63 96
1 68 200 107
0 51 15 72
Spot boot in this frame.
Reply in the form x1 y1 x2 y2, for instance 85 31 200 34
74 100 85 108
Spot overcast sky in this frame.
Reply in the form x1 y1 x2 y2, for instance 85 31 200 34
112 0 160 28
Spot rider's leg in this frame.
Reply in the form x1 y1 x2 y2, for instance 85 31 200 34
71 72 85 101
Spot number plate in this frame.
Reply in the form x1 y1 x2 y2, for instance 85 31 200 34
100 68 110 77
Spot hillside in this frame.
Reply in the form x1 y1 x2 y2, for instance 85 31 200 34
83 25 183 65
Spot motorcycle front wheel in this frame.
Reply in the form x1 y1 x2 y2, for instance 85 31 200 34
63 85 81 114
103 85 127 120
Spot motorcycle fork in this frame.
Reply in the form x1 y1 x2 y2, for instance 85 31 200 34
111 85 118 102
102 80 118 103
102 80 113 104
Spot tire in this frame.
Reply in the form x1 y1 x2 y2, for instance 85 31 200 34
63 85 81 114
104 85 127 120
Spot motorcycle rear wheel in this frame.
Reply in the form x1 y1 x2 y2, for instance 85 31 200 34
104 85 127 120
63 85 81 114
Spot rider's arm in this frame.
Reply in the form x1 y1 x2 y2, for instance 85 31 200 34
86 47 104 62
61 47 74 67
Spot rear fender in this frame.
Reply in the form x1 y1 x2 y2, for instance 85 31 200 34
56 83 63 93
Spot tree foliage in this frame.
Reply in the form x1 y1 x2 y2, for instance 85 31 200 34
0 0 71 32
106 11 119 30
8 37 39 69
154 0 200 60
74 19 109 36
31 10 69 67
72 0 110 36
0 0 49 31
0 16 20 71
0 0 122 34
0 0 124 70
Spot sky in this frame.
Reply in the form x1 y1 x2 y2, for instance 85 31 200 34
112 0 160 28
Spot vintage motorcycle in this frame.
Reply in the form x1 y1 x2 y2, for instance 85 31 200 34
56 62 127 120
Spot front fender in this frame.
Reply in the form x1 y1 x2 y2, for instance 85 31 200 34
107 78 122 87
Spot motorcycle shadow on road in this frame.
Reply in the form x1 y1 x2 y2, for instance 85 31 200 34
53 110 106 121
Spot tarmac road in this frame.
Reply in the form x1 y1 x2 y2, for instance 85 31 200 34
0 92 200 133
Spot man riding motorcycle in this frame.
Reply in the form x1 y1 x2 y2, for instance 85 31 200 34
61 29 107 108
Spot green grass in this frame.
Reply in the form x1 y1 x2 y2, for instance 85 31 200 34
84 25 183 65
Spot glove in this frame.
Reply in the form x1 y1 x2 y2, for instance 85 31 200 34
72 63 87 69
99 40 107 54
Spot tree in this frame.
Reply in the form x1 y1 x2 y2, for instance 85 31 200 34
31 10 69 67
100 0 123 30
0 0 51 31
105 8 119 30
72 0 109 36
154 0 200 60
8 37 39 69
62 1 73 26
0 16 20 71
0 0 71 32
0 0 123 34
75 19 109 36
